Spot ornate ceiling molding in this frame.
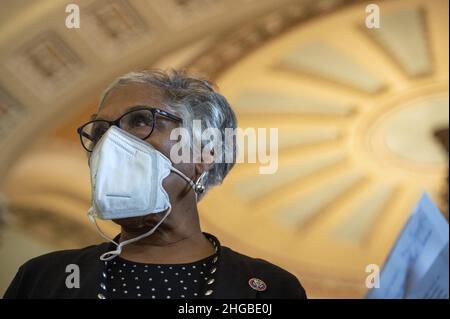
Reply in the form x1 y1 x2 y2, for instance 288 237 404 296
0 0 448 298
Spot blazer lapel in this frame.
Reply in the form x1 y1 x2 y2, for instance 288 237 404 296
210 247 258 299
75 238 118 298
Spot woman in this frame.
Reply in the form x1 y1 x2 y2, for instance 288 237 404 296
4 69 306 299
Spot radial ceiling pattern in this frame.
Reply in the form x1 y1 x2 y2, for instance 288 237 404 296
0 0 448 299
198 0 449 297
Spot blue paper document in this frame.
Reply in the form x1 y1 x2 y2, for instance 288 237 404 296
366 193 449 299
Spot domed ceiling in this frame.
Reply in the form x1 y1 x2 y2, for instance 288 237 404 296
0 0 448 298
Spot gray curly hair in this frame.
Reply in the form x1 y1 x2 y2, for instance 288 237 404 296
98 69 238 198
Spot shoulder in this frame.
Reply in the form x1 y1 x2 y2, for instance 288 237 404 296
3 242 107 299
21 242 107 271
221 246 307 298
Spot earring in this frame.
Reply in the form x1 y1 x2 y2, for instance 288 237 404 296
194 172 207 194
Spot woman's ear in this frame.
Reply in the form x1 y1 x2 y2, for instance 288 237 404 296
194 147 215 177
194 161 214 177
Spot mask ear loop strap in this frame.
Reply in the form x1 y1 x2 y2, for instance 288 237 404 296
88 206 172 261
171 167 196 188
88 169 204 260
171 168 207 200
88 207 119 246
110 206 171 260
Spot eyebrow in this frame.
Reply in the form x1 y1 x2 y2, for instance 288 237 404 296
90 105 153 121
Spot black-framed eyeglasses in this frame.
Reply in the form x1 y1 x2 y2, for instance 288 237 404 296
77 107 182 152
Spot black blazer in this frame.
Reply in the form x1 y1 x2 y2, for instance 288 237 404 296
3 233 306 299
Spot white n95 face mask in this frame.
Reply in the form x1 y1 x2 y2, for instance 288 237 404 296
87 125 206 261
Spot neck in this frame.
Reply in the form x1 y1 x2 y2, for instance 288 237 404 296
117 215 215 264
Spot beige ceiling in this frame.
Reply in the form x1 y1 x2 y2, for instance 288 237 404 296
0 0 448 298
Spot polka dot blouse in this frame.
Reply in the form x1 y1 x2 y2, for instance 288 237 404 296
99 236 219 299
106 255 214 299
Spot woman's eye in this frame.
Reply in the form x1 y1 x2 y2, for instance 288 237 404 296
131 114 152 127
130 114 149 127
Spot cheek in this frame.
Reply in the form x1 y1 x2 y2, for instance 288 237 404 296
146 135 175 163
145 128 196 197
162 163 196 199
162 174 188 201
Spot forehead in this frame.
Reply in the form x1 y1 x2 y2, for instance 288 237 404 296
96 83 166 120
